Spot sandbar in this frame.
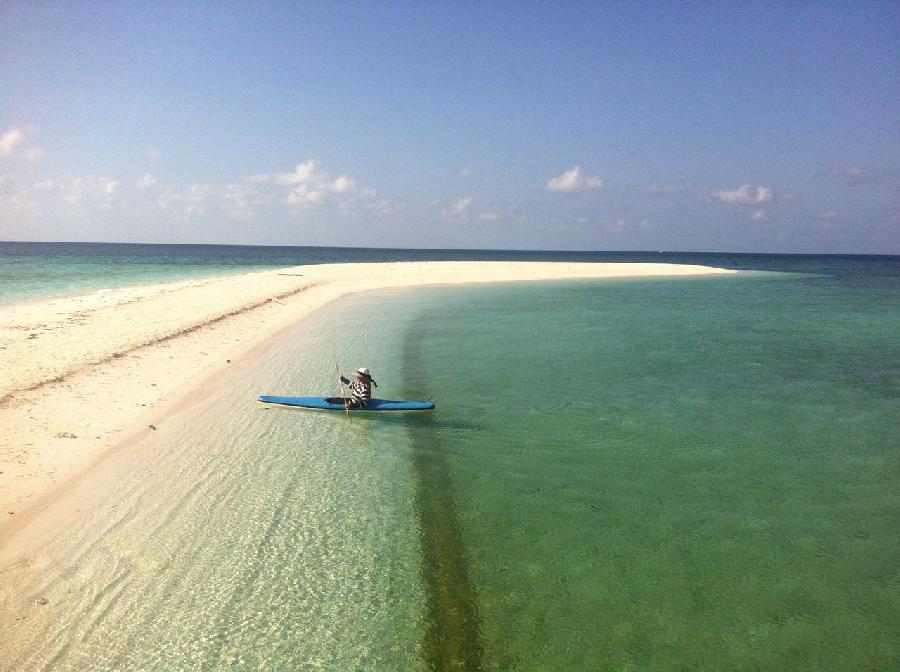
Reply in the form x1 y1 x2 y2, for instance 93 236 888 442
0 261 734 540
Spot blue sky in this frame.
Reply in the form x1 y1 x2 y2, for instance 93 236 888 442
2 1 899 252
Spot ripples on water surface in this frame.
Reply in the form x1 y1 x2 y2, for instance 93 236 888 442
2 264 899 670
1 300 430 670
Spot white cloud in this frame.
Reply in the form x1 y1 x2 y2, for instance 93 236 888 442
5 174 118 212
222 183 268 220
175 184 216 218
607 218 626 233
0 128 25 156
647 180 690 195
823 164 867 178
152 160 382 219
1 156 384 225
709 184 773 205
330 175 356 193
454 197 473 214
639 218 655 230
370 198 404 216
756 186 774 203
154 182 268 220
479 211 501 221
0 174 38 214
818 210 839 220
184 183 214 202
546 166 603 192
156 183 213 218
60 176 120 207
750 208 768 221
458 167 472 178
0 126 44 160
441 196 474 219
258 160 369 208
821 164 878 185
277 160 318 185
286 183 326 206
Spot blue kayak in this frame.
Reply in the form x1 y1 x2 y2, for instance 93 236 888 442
258 395 435 412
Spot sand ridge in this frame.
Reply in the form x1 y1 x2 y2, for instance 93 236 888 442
0 261 735 538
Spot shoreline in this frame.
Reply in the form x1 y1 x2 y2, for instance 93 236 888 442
0 261 735 541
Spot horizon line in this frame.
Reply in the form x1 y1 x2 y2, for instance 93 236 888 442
1 240 899 259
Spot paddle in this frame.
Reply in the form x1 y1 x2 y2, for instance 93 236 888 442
332 355 352 421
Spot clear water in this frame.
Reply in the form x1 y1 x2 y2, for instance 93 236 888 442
2 260 899 670
401 274 899 670
1 298 433 670
4 239 899 305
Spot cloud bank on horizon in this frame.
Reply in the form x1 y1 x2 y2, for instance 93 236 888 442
1 3 898 253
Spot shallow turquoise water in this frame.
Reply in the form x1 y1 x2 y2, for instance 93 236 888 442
1 298 432 670
2 268 898 670
396 274 899 670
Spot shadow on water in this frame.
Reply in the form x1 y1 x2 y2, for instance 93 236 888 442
403 316 484 671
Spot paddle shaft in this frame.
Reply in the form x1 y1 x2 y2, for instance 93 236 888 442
332 355 352 420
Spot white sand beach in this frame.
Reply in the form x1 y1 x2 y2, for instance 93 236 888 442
0 261 734 540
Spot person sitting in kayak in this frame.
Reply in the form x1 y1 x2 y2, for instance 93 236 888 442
340 367 378 408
